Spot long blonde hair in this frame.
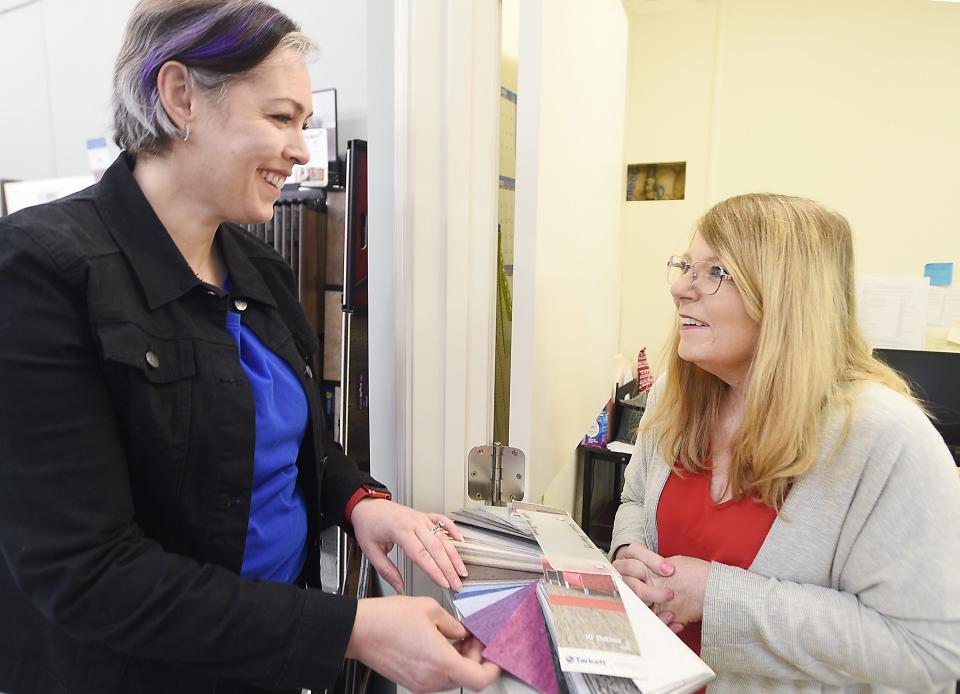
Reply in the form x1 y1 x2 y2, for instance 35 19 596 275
645 193 913 508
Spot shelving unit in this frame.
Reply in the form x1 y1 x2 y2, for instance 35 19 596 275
577 443 631 552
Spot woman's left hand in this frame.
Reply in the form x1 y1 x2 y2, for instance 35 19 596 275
350 499 468 593
657 555 710 625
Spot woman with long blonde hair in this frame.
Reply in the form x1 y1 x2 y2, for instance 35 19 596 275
611 193 960 692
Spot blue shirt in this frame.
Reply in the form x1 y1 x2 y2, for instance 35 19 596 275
224 308 308 583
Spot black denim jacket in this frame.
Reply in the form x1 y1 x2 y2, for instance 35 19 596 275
0 155 379 693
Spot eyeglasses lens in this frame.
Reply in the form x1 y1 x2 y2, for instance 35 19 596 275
667 259 684 285
666 257 723 294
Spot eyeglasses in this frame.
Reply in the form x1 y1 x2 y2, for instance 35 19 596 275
666 255 734 295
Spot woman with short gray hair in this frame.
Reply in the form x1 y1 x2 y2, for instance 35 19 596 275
0 2 499 693
112 0 317 156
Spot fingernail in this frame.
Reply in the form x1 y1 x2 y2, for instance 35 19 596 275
662 612 673 622
666 591 674 601
459 566 469 577
661 561 674 575
442 578 450 589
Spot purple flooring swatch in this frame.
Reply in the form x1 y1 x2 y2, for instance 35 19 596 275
483 587 559 694
462 583 536 646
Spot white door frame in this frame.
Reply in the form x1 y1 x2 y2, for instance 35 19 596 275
368 0 500 596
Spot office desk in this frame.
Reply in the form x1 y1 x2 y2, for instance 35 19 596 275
577 443 632 552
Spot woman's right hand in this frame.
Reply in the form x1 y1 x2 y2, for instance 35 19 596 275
612 543 683 633
345 595 501 693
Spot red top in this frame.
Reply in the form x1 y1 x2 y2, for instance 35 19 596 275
657 467 778 663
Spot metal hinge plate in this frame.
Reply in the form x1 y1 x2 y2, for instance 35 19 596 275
467 443 525 506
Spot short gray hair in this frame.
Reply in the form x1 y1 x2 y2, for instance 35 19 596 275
113 0 315 155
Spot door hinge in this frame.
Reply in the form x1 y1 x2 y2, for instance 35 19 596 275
466 442 525 506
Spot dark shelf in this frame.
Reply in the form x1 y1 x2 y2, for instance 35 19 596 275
588 498 621 552
577 443 631 551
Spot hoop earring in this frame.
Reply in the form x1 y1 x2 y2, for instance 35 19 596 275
182 125 190 143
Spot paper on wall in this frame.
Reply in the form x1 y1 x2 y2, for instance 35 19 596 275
928 287 947 328
857 276 929 350
927 286 960 329
944 287 960 325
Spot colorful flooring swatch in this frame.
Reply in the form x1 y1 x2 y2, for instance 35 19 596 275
452 583 527 618
462 583 559 694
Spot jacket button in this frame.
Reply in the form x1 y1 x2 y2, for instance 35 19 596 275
233 298 248 311
145 351 160 368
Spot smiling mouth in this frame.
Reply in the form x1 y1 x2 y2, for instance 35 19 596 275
681 317 709 328
258 169 286 189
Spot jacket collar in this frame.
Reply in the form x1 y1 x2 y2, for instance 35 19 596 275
93 153 276 311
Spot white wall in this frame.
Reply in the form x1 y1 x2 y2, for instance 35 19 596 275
620 0 960 368
275 0 368 154
0 0 368 180
510 0 628 509
0 0 133 181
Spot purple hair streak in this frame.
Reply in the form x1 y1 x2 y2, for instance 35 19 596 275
136 2 294 113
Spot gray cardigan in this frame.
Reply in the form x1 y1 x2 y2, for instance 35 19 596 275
611 379 960 693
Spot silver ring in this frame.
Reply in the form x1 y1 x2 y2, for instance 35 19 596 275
430 521 445 534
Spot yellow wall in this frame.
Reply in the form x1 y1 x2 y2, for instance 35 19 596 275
620 0 960 367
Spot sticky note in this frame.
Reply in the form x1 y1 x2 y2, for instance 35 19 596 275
924 263 953 287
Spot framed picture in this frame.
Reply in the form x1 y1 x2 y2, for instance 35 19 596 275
625 161 686 201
